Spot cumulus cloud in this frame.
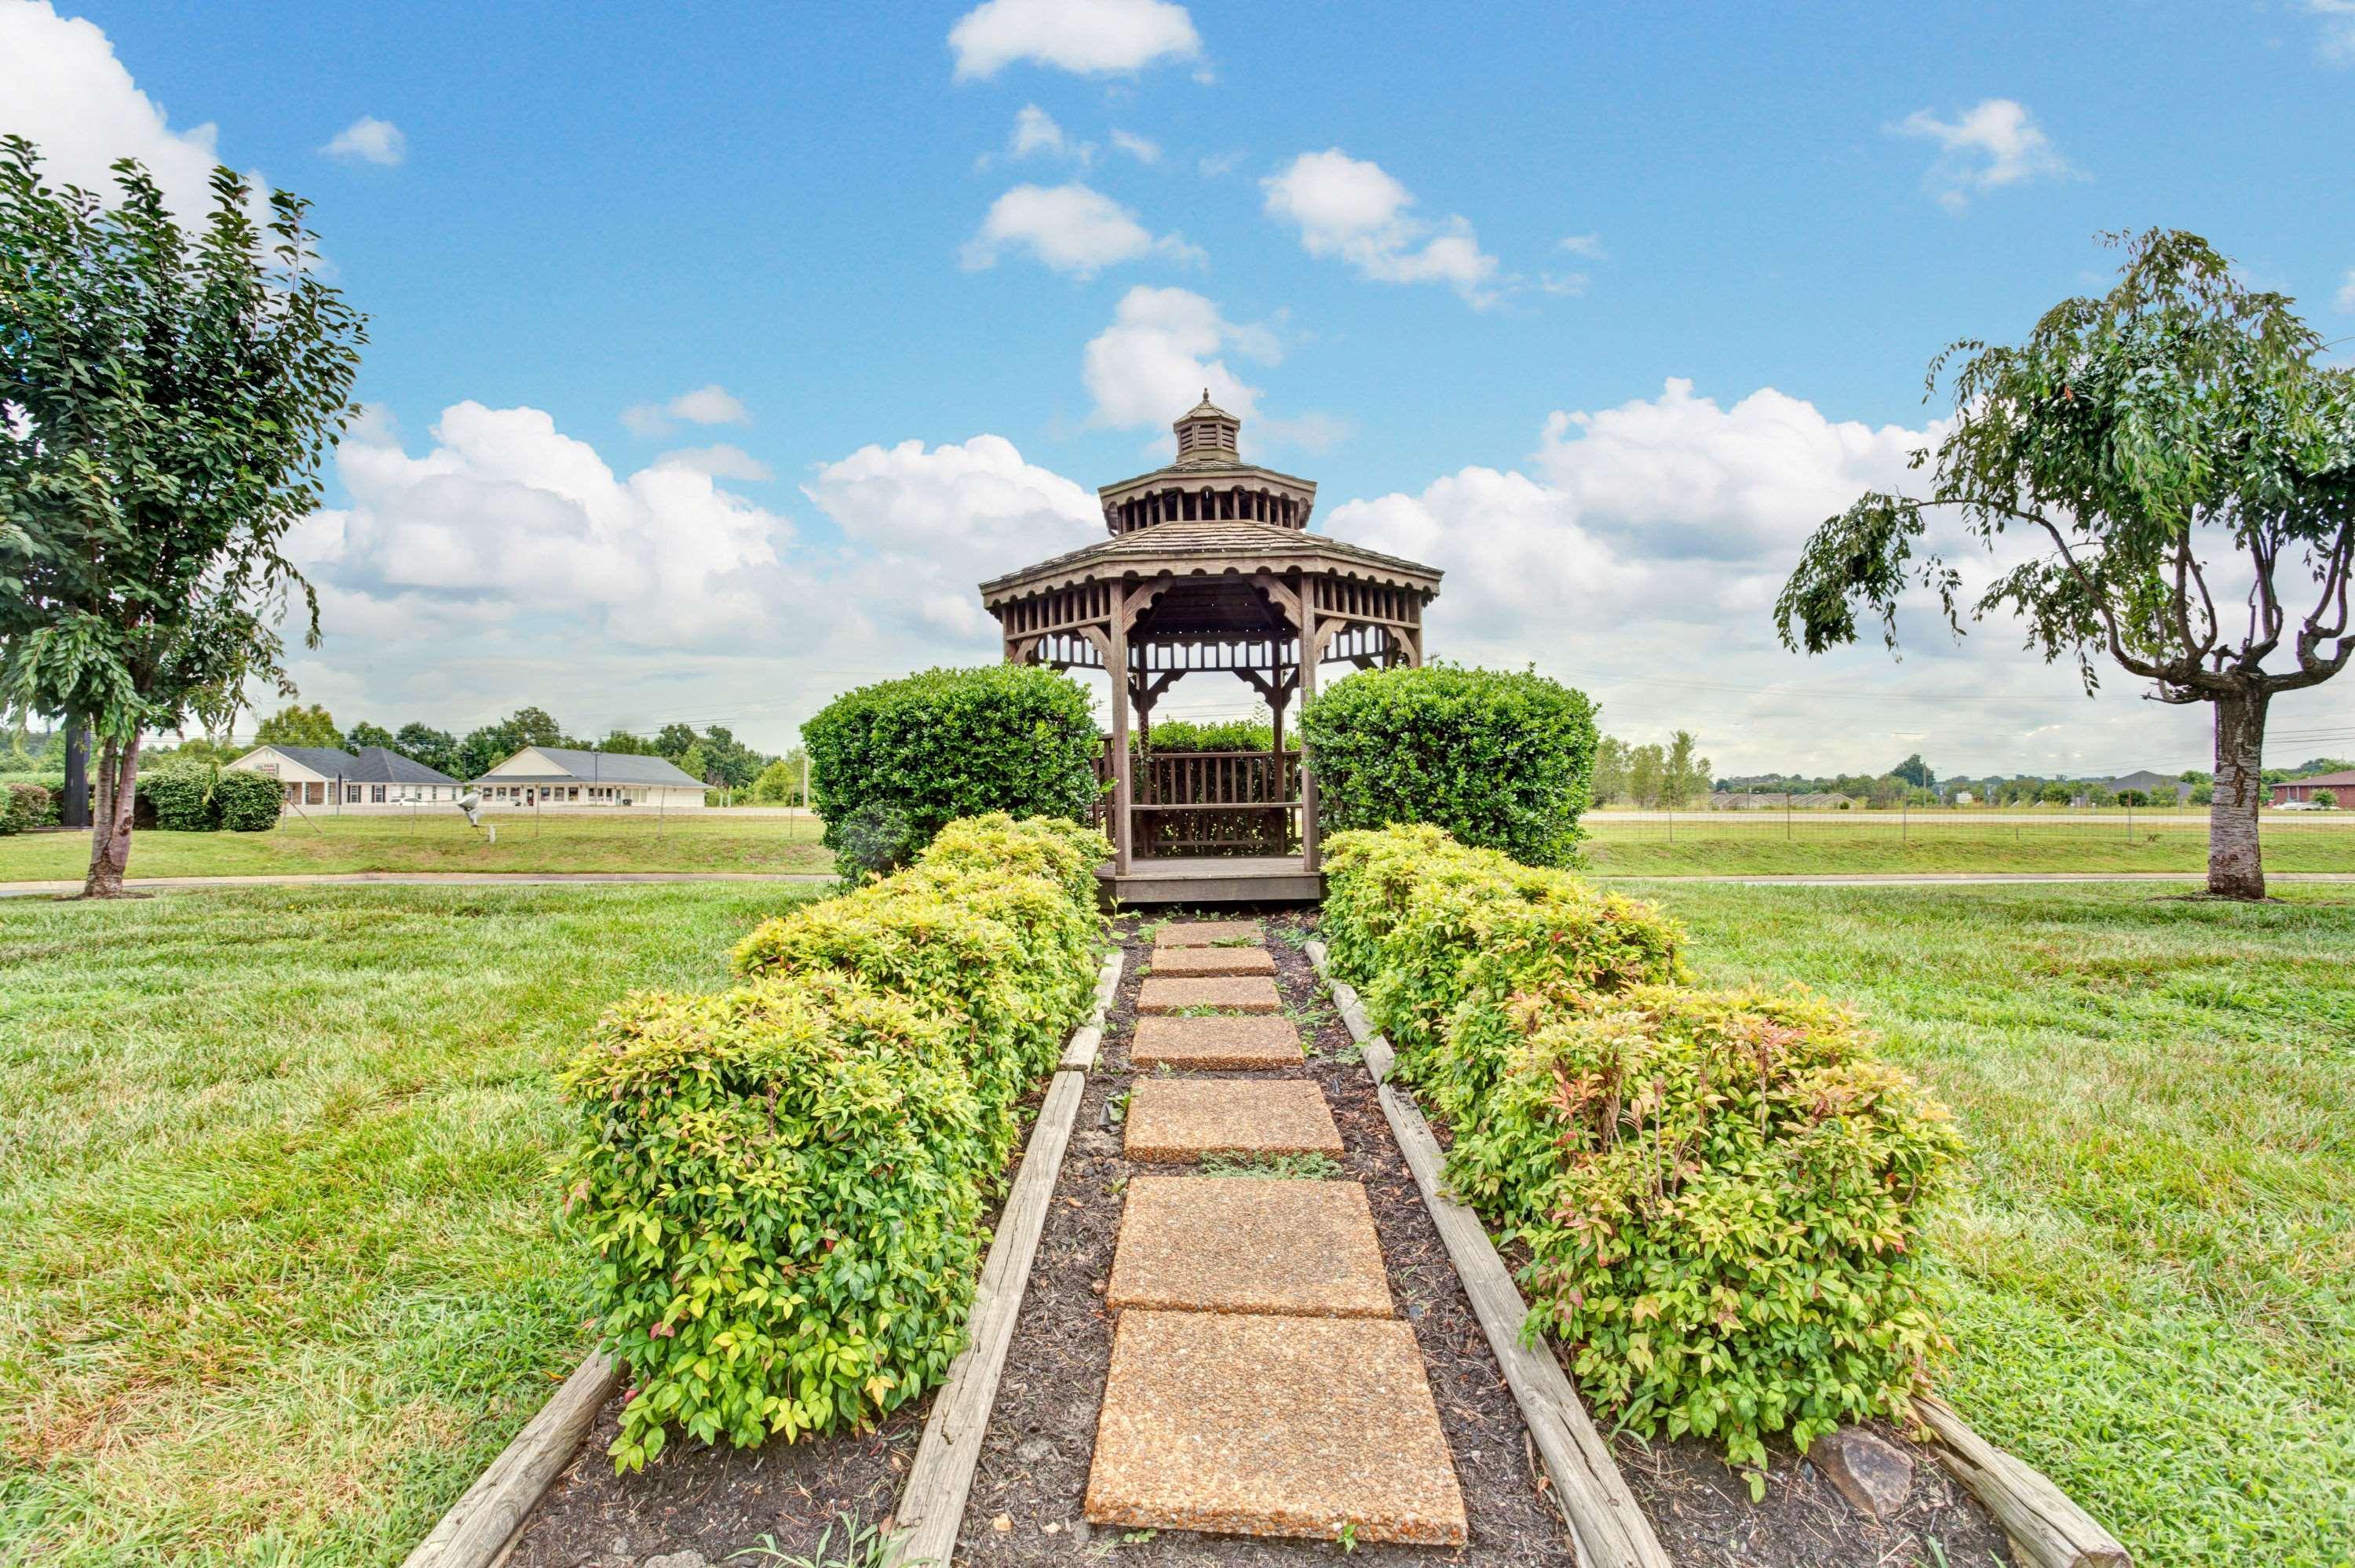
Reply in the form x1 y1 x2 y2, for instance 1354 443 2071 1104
0 0 268 224
321 115 405 166
805 435 1101 640
1111 129 1162 164
1009 104 1087 162
290 401 787 650
949 0 1201 78
2309 0 2355 64
654 443 774 481
1893 98 2075 210
962 183 1199 277
1261 149 1501 305
619 384 751 437
1081 286 1278 428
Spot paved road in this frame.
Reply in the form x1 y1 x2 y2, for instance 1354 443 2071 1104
7 869 2353 899
0 870 837 899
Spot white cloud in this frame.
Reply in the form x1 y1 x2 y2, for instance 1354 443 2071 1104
2309 0 2355 64
1261 149 1501 305
805 435 1101 640
1081 286 1278 428
291 401 787 651
1559 233 1607 259
321 115 405 166
1893 99 2074 210
1111 129 1162 164
654 443 773 481
948 0 1201 78
1010 104 1088 162
2335 269 2355 313
962 183 1199 277
0 0 268 225
619 384 751 436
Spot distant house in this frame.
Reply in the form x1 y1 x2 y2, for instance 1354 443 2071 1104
2273 768 2355 805
2107 769 2193 803
228 744 464 809
1707 790 1857 811
471 746 707 809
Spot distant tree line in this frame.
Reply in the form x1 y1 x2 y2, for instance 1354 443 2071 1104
1590 731 1714 808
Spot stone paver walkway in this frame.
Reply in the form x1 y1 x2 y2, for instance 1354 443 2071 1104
1086 920 1466 1547
1130 1013 1304 1070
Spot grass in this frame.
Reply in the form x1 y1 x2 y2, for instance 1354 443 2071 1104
1623 880 2355 1567
0 811 833 881
1579 817 2355 877
1195 1151 1345 1180
0 881 822 1566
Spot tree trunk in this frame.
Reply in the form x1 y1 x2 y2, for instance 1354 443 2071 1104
82 732 142 899
2207 686 2269 899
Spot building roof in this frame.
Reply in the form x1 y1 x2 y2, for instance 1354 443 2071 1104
2282 769 2355 788
349 746 460 785
2106 769 2180 793
476 746 704 787
254 744 360 776
980 517 1441 600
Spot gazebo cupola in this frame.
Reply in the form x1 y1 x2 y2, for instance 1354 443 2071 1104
979 396 1441 903
1097 393 1317 537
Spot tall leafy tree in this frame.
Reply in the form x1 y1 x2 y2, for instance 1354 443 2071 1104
345 719 397 752
1776 231 2353 898
391 720 459 775
254 702 345 749
1 140 363 895
1889 753 1936 789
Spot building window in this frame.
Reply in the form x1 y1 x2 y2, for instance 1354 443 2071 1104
371 786 385 803
346 786 362 803
306 782 323 804
568 786 579 801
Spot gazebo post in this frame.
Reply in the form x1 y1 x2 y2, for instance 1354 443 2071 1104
1109 589 1134 873
1298 598 1320 873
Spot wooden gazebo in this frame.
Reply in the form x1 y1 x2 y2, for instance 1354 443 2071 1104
979 395 1442 903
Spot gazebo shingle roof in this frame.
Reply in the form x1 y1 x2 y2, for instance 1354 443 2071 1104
980 518 1440 600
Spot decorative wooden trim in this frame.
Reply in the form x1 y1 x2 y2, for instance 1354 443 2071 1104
1916 1397 2132 1568
1306 940 1673 1568
398 1351 623 1568
889 946 1126 1568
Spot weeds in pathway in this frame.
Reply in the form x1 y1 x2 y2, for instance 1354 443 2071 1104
1196 1151 1345 1180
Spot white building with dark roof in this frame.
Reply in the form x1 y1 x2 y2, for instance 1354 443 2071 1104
228 744 465 810
470 746 708 809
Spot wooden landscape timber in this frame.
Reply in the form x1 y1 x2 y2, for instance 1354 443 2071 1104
398 1352 622 1568
1305 940 1673 1568
1916 1396 2133 1568
886 944 1128 1568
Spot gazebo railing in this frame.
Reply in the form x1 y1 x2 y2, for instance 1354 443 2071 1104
1094 742 1302 857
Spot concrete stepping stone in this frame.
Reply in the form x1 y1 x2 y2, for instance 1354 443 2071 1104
1108 1178 1393 1318
1136 975 1281 1015
1154 919 1262 947
1148 944 1276 978
1124 1080 1342 1162
1084 1311 1467 1545
1130 1014 1302 1070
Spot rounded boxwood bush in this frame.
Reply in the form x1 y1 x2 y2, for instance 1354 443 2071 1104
802 665 1103 877
1298 664 1598 867
135 768 219 830
214 768 284 831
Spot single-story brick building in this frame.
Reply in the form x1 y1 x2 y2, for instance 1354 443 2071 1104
2273 769 2355 805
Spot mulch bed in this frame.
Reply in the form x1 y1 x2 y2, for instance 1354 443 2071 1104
503 906 2016 1568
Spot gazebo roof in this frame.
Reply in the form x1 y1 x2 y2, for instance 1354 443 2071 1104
979 516 1441 603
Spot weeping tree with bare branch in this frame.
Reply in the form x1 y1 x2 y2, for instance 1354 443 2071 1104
0 138 363 895
1775 230 2354 899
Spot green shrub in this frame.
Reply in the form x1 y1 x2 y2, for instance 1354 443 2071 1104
134 768 220 830
802 665 1102 877
571 814 1108 1471
919 811 1109 906
1452 985 1962 1484
1140 715 1274 753
1298 663 1599 867
213 768 283 831
562 973 989 1471
1320 825 1685 1110
0 782 51 834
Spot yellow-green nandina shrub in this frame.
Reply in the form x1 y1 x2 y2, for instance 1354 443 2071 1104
1321 824 1684 1101
1465 986 1963 1485
562 973 991 1473
919 811 1110 907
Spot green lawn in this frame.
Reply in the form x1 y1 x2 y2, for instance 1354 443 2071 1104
0 883 820 1566
1626 881 2354 1567
0 811 833 881
1579 818 2355 877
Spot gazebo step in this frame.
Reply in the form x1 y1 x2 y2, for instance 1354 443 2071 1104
1099 858 1324 907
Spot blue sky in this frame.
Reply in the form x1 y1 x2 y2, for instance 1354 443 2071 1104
6 0 2353 775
